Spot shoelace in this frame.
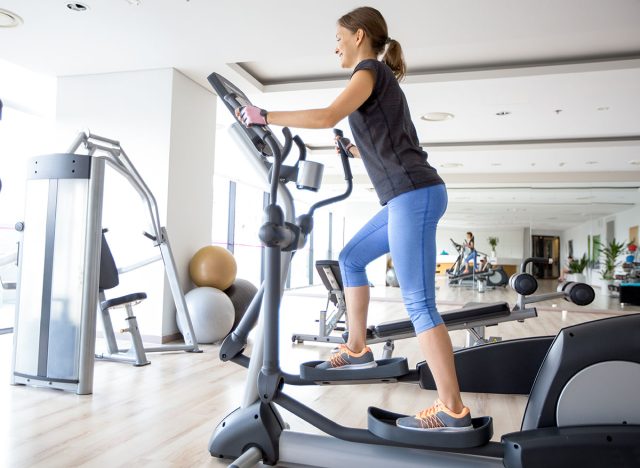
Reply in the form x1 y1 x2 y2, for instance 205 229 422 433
329 349 350 368
415 401 446 428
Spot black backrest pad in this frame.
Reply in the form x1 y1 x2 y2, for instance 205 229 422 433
315 260 344 291
99 232 119 291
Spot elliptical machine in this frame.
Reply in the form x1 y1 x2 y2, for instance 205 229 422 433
206 72 640 468
447 238 509 288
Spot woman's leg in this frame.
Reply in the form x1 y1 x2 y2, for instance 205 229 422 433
338 207 390 352
417 325 464 412
387 185 467 415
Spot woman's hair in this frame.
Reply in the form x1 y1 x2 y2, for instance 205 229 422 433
338 6 406 81
467 232 474 238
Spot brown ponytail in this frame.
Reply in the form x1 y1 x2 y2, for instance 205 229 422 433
383 39 406 81
338 7 407 81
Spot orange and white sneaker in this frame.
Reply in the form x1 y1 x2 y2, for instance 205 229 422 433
396 399 473 431
316 344 377 370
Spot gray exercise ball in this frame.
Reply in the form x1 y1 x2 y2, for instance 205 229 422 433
224 278 258 329
178 287 234 344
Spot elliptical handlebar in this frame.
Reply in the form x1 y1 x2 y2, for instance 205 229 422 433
520 257 553 273
306 129 353 217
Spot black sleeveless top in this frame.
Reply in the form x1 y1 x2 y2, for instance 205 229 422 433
348 59 443 205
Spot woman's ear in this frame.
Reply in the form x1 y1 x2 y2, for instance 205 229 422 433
355 28 365 46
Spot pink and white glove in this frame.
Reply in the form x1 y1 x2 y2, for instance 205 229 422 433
237 105 268 127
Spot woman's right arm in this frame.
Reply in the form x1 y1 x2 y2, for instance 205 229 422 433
258 69 375 129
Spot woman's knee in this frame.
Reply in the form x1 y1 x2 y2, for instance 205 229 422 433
338 247 362 271
410 309 444 334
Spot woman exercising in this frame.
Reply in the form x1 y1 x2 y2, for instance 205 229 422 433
463 231 478 274
237 6 473 432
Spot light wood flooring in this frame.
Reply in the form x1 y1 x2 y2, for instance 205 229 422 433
0 281 635 467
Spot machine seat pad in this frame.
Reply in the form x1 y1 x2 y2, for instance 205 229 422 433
101 292 147 311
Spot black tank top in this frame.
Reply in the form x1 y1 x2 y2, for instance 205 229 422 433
348 59 443 205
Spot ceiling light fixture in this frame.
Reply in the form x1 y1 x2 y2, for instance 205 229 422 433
597 106 610 111
558 162 566 167
66 2 89 11
585 161 599 165
496 111 511 116
439 163 463 168
628 160 640 165
421 112 454 122
491 163 502 167
0 8 23 27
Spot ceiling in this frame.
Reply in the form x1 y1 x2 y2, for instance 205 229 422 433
2 0 640 230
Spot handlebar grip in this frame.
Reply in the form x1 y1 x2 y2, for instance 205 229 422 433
225 93 271 141
223 93 240 110
333 129 353 181
520 257 553 273
293 135 306 161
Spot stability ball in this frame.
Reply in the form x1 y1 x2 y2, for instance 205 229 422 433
189 246 237 290
224 278 258 329
178 287 235 344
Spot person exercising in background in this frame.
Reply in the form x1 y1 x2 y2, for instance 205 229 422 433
236 6 474 432
463 231 477 274
559 255 574 282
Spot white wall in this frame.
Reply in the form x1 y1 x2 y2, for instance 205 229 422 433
165 70 216 336
57 68 216 340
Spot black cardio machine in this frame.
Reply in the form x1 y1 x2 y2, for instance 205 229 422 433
206 72 640 468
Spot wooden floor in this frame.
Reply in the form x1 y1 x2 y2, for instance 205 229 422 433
0 282 633 467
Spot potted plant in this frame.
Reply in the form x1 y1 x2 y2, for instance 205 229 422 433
600 238 626 295
566 254 588 283
487 236 499 259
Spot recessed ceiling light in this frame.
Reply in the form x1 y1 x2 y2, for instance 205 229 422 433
597 106 610 111
439 162 463 168
554 109 563 114
421 112 454 122
0 8 23 27
559 162 566 167
530 163 536 167
67 3 89 11
491 163 502 167
585 161 598 165
628 160 640 165
496 111 511 116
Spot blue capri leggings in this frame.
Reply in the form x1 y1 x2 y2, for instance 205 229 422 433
338 184 448 334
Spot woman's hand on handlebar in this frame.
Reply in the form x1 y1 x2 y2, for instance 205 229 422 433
236 105 268 127
334 135 360 158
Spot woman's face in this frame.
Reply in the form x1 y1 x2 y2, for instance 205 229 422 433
335 25 358 69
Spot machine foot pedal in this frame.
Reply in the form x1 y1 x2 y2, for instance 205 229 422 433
367 407 493 448
300 358 409 383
